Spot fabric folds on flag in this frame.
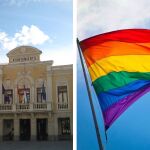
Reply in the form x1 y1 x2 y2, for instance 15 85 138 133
41 82 46 101
23 90 27 103
2 84 10 103
80 29 150 130
2 84 5 94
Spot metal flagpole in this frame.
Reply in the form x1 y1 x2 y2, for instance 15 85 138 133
77 38 104 150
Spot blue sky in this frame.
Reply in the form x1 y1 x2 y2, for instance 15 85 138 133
0 0 73 65
77 0 150 150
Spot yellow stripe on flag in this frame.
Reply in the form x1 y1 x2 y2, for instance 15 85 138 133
88 55 150 81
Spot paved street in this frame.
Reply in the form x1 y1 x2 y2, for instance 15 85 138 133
0 141 73 150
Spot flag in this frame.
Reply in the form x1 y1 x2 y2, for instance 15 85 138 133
80 29 150 130
5 94 10 103
19 95 23 104
2 84 10 103
23 85 28 103
17 85 23 104
41 82 46 101
17 84 19 95
2 84 5 94
23 90 27 103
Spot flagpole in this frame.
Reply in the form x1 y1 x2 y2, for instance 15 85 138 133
77 38 104 150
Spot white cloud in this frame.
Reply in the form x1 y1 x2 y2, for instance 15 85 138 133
0 25 50 50
41 45 73 65
0 45 73 65
78 0 150 40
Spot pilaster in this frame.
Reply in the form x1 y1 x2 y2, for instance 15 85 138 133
46 66 53 104
14 116 19 141
31 84 35 103
48 114 57 140
31 114 36 140
14 87 18 104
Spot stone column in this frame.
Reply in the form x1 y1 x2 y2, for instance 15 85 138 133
46 66 53 106
31 84 35 103
14 117 19 141
0 68 3 104
14 86 18 104
48 114 56 140
31 114 36 141
13 86 18 112
0 119 3 141
34 82 37 103
54 115 59 140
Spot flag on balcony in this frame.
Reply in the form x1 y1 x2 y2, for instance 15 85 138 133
23 91 28 103
80 29 150 130
17 85 23 103
23 85 28 103
2 84 10 103
17 84 19 95
4 94 10 104
2 84 6 95
41 82 46 101
19 94 23 104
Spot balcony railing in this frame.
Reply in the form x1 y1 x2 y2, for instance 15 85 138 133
0 103 52 112
33 103 47 110
0 104 12 111
16 104 30 111
58 103 68 110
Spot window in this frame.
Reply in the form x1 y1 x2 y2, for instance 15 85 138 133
57 85 68 110
57 86 68 103
58 118 70 135
4 89 13 104
37 87 46 103
18 88 30 104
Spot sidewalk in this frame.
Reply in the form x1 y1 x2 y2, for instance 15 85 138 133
0 141 73 150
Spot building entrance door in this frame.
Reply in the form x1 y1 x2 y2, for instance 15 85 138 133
58 118 71 140
3 119 14 141
20 119 30 141
37 119 48 140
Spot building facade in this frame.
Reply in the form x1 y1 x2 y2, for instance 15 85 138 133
0 46 73 141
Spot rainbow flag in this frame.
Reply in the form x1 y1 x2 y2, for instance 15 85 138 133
80 29 150 130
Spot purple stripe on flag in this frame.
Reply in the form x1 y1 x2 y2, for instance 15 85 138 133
103 86 150 130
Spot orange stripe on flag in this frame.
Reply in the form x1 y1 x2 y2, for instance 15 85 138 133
83 41 150 67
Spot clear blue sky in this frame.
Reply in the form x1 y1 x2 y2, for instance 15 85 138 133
0 0 73 65
77 0 150 150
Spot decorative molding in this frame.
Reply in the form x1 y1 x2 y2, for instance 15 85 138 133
52 65 73 71
7 45 42 57
14 74 34 87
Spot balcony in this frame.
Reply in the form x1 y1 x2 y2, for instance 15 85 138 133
0 102 52 113
58 102 68 110
0 104 12 112
16 104 29 111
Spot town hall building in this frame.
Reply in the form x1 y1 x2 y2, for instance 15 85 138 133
0 46 73 141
